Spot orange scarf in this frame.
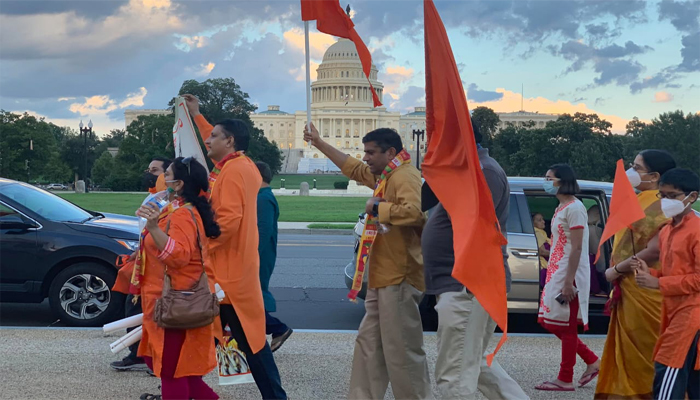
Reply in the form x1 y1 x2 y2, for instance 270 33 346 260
207 151 245 197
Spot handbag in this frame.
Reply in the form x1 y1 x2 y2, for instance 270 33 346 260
154 208 220 329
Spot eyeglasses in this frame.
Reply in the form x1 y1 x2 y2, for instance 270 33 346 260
656 191 687 200
182 157 193 176
628 163 649 174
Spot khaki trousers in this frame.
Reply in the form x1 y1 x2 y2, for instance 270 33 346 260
435 289 529 400
349 281 434 400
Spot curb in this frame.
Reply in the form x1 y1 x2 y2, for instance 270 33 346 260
279 229 353 235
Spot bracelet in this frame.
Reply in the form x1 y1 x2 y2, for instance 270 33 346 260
614 265 622 274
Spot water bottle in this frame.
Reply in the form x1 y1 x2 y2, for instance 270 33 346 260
138 191 170 232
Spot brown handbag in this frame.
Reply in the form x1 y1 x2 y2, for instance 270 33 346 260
154 209 220 329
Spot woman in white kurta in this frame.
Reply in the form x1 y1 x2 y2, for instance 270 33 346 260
536 164 600 392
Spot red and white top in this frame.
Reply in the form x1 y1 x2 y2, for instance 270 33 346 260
538 199 591 330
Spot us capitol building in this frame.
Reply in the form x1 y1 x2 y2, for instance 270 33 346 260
125 38 559 173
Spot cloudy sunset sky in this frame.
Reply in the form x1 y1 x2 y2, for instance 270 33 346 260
1 0 698 134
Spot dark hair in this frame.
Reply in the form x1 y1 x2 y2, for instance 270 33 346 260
255 161 273 184
362 128 403 153
151 157 172 171
171 157 221 239
638 149 676 175
532 212 543 220
215 119 250 152
549 164 580 195
659 168 700 195
472 121 483 144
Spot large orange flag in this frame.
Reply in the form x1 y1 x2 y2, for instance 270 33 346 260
594 159 645 263
300 0 382 107
421 0 508 366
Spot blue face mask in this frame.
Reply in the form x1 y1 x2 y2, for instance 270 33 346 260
543 180 559 195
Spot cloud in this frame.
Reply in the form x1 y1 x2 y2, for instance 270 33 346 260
653 91 675 103
186 62 216 77
679 32 700 72
283 28 336 60
630 69 681 93
69 87 148 116
176 35 209 52
58 97 76 102
388 85 426 113
467 84 504 102
289 61 320 82
658 0 700 73
381 65 416 107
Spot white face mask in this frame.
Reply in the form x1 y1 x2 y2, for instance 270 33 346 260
626 168 652 188
660 195 691 218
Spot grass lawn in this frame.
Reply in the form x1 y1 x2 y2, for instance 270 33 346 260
58 192 366 223
307 223 355 230
695 202 700 212
271 174 348 190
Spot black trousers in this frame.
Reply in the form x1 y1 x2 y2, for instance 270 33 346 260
219 304 287 400
125 294 143 361
653 331 700 400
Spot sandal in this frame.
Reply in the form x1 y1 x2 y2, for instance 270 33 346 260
535 381 575 392
579 370 600 387
140 394 162 400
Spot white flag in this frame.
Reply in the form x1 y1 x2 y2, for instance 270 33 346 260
173 96 209 173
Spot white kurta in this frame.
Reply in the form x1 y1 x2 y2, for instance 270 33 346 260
538 199 591 330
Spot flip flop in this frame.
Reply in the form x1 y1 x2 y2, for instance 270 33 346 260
535 381 575 392
579 370 600 387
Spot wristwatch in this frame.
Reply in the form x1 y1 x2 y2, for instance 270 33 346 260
372 202 380 217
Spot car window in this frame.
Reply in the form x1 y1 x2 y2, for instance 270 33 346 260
0 203 24 223
506 194 523 233
2 183 91 223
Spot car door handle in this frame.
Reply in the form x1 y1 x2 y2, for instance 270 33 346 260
511 249 539 258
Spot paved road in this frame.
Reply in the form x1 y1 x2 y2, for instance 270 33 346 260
0 233 609 333
0 328 605 400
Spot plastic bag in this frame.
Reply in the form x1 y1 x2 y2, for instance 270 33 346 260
216 334 255 385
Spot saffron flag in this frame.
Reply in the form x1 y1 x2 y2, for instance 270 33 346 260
300 0 382 107
173 96 209 173
421 0 508 366
594 159 645 263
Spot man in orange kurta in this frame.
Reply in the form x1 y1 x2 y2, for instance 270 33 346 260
184 94 287 399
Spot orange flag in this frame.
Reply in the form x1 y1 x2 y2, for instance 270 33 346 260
421 0 508 366
594 159 646 263
300 0 382 107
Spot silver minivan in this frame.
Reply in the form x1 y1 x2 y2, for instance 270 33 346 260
344 177 614 322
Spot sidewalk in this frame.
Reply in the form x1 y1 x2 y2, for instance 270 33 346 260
0 328 604 399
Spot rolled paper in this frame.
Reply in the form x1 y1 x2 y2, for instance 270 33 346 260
109 326 143 354
103 313 143 334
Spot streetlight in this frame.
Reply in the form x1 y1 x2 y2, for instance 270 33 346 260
79 120 93 193
411 123 425 170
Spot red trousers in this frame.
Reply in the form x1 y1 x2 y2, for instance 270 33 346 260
144 329 219 400
544 297 599 383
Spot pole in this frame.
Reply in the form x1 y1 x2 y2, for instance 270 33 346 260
84 128 89 193
416 133 421 170
304 21 312 132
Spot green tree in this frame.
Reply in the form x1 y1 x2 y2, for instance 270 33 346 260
91 151 114 186
471 106 500 148
170 78 283 174
58 129 101 181
625 111 700 175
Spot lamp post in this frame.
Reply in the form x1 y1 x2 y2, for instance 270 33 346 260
411 124 425 170
79 120 93 193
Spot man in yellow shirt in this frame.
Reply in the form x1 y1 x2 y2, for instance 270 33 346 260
304 123 432 400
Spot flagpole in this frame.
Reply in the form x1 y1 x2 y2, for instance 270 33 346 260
304 21 312 131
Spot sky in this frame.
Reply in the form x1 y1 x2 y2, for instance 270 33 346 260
1 0 698 135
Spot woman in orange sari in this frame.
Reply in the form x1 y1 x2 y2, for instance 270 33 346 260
595 150 676 399
135 157 221 400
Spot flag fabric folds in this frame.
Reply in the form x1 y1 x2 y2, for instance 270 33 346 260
594 159 645 263
421 0 509 366
300 0 382 107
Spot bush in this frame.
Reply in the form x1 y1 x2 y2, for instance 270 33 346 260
334 181 349 189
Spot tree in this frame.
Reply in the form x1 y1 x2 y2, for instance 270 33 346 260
0 111 72 183
471 106 500 148
170 78 283 174
626 111 700 176
91 151 114 186
59 129 100 181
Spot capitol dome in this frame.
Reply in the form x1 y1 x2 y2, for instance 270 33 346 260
311 38 384 109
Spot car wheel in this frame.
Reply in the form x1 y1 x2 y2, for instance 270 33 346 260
48 262 122 327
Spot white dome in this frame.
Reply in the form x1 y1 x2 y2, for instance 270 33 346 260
322 38 363 63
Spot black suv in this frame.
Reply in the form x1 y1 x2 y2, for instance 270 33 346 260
0 178 139 326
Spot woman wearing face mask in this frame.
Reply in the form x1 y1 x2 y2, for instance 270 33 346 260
536 164 600 392
135 157 222 400
595 150 676 400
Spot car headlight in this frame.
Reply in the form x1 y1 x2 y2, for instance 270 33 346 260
115 239 139 252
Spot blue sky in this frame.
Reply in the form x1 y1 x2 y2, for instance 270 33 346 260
0 0 698 134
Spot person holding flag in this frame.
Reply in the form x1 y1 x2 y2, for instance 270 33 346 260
595 150 676 399
537 164 600 392
183 94 287 399
303 124 431 400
